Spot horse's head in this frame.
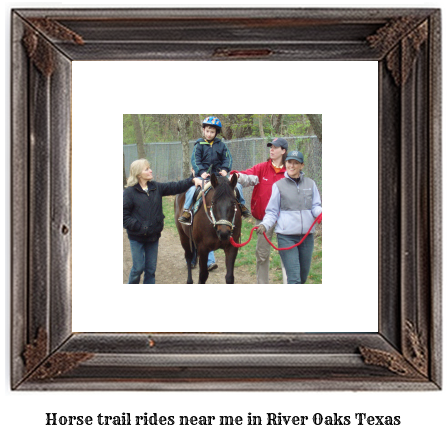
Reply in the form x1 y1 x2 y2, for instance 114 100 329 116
210 173 238 241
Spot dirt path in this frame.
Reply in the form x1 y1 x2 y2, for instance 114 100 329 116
123 227 258 284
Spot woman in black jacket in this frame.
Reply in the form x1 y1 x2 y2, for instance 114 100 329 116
123 158 200 284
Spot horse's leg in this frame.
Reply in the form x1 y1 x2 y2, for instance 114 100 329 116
198 246 210 284
223 245 239 284
184 246 194 284
176 232 194 284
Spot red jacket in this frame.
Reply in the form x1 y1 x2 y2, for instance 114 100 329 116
231 160 286 220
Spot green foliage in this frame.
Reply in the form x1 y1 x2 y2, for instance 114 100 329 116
254 114 313 138
124 114 180 144
284 114 312 136
123 114 136 144
124 114 319 144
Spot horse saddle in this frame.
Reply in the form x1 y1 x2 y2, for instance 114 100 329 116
191 181 240 217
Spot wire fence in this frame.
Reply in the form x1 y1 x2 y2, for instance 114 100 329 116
123 136 322 206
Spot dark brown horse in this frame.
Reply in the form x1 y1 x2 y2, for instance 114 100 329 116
175 173 241 284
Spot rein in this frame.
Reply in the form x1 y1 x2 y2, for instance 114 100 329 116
200 189 215 225
230 214 321 250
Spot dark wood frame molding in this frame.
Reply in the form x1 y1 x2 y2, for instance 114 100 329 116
11 8 442 390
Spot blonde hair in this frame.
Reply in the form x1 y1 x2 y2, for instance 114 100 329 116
126 158 150 187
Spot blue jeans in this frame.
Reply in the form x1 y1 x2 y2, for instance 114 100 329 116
191 249 215 267
237 183 246 205
183 178 246 210
127 239 159 284
277 233 314 284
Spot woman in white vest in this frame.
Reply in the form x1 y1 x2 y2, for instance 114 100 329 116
256 150 322 284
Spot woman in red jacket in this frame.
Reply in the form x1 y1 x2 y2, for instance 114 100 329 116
230 137 288 284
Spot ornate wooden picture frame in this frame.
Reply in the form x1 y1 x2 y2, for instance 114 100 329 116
11 8 441 390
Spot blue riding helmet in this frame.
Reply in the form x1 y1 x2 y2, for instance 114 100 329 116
202 116 222 133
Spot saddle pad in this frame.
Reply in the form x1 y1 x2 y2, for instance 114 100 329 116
192 186 212 215
193 181 212 204
191 181 238 216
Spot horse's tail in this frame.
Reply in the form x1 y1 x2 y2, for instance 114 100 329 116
189 227 196 256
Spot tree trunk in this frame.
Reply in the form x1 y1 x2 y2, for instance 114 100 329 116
211 114 229 140
193 114 203 139
131 114 146 158
272 114 283 135
257 116 269 160
178 114 191 178
306 114 322 143
224 114 237 140
258 115 265 138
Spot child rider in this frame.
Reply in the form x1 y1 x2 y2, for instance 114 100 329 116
178 116 250 224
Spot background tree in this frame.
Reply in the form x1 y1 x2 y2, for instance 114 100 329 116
257 114 265 138
124 114 321 144
217 114 235 140
139 115 154 140
272 114 284 135
193 114 203 139
236 114 254 138
217 114 256 139
131 114 146 158
178 114 191 178
306 114 322 143
123 114 136 144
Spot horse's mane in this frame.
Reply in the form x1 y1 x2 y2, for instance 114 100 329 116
212 176 236 202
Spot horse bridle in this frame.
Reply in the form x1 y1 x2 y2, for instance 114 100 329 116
200 183 238 234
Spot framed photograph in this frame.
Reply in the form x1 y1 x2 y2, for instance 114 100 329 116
121 113 325 286
11 8 441 390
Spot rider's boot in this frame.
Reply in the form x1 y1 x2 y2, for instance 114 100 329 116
239 203 251 219
178 210 192 225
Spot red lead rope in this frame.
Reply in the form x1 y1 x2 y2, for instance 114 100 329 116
230 213 321 251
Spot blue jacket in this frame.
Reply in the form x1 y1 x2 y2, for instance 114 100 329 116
191 137 232 177
261 171 322 235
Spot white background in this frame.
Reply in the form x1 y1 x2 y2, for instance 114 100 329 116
72 60 378 332
2 1 445 438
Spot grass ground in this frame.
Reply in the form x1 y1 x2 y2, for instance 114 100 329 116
162 196 322 284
